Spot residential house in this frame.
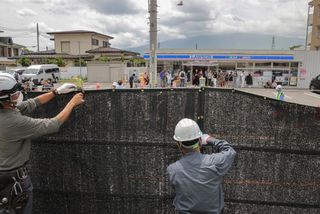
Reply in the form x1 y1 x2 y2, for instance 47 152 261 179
47 30 113 55
307 0 320 50
0 35 24 69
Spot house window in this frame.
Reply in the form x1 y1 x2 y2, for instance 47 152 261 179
8 48 12 57
61 41 70 53
103 41 110 47
92 38 99 46
0 47 5 57
13 48 19 56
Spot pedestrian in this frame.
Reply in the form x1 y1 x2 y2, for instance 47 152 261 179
179 70 186 87
218 71 225 87
193 69 199 86
212 71 218 87
144 72 150 86
129 73 135 88
233 71 238 88
0 73 84 214
229 72 234 88
160 70 167 87
245 73 253 88
207 70 213 86
166 71 172 87
240 71 245 88
275 85 284 101
224 72 229 88
167 118 236 214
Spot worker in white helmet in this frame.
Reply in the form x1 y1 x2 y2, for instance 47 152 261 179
0 73 84 214
167 118 236 214
276 84 284 101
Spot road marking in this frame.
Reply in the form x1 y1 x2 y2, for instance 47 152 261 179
304 92 320 99
272 92 292 99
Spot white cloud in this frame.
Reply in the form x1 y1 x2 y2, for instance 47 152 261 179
0 0 311 50
17 8 37 17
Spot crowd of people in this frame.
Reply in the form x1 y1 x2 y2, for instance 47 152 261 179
157 68 256 88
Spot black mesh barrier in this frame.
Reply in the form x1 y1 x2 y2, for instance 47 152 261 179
27 89 199 214
203 88 320 213
26 88 320 214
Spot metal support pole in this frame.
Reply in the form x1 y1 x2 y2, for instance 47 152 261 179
149 0 158 88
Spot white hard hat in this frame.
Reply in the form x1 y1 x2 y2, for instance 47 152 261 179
276 85 282 91
0 73 19 100
173 118 202 142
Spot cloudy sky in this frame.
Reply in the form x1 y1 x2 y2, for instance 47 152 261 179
0 0 310 51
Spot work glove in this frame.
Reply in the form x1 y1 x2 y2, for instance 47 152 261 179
56 83 77 94
200 134 210 146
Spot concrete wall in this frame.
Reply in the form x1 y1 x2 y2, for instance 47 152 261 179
87 62 125 83
295 50 320 88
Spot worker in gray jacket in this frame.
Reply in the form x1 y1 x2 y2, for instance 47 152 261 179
167 118 236 214
0 73 84 214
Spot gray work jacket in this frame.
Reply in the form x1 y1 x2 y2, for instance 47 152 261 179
167 138 236 214
0 98 61 171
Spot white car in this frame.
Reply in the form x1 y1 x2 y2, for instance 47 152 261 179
21 64 60 85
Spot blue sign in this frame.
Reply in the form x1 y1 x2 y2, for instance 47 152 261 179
143 54 294 61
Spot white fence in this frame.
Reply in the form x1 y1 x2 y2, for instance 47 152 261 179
59 67 87 79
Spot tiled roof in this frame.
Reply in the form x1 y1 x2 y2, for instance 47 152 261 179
86 47 139 56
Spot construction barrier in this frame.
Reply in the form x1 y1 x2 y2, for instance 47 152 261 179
27 88 320 214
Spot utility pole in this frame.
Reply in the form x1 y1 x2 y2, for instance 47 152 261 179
271 35 275 50
305 4 311 50
78 41 81 77
36 23 39 52
149 0 158 87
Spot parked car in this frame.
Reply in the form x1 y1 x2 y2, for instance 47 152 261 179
21 64 60 85
309 74 320 91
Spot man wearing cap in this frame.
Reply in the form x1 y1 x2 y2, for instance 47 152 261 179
0 73 84 214
167 118 236 214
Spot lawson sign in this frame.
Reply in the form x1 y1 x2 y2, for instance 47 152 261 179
143 54 295 61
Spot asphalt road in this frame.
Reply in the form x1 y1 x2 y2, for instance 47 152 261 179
54 82 320 107
237 88 320 107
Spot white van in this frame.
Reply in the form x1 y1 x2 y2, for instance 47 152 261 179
22 64 60 85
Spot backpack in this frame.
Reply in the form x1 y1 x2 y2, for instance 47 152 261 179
180 71 185 78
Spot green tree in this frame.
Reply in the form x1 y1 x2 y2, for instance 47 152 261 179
46 57 66 67
55 57 66 66
18 56 31 66
98 56 110 62
289 45 302 50
74 59 86 66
